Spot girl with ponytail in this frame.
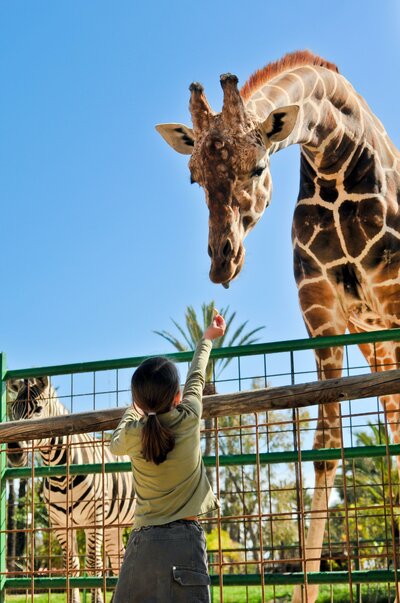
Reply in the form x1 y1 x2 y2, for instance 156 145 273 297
111 312 226 603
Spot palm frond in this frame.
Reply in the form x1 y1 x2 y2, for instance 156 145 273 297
153 330 188 352
154 302 264 385
214 307 235 349
226 321 249 347
202 302 215 330
235 327 265 347
171 319 194 350
185 306 203 345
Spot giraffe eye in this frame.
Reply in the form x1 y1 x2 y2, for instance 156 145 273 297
251 166 265 178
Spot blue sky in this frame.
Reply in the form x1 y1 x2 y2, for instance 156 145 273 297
1 0 400 370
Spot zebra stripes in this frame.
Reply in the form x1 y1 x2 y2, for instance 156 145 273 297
8 376 135 603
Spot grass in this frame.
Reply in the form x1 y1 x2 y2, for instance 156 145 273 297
5 594 114 603
210 584 398 602
4 584 398 602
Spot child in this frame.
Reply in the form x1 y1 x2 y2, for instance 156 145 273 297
110 313 226 602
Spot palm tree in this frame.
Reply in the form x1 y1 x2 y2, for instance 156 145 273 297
155 301 264 395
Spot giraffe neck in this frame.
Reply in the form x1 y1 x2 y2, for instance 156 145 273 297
246 65 400 179
245 64 400 334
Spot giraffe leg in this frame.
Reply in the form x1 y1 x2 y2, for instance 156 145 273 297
369 340 400 602
348 327 400 601
292 347 344 603
379 391 400 603
291 281 347 603
53 528 81 603
85 527 105 603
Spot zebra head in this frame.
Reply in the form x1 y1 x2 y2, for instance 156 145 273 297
7 376 51 467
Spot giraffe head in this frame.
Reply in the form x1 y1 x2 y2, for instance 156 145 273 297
157 74 299 287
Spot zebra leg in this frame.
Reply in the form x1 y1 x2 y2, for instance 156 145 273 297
104 526 125 576
86 528 104 603
104 526 126 603
53 528 81 603
99 526 131 602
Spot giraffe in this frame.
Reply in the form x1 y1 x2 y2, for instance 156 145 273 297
156 50 400 602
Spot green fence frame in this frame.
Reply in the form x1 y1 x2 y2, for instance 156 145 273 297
2 328 400 598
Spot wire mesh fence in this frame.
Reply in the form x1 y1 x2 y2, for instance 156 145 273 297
1 329 400 602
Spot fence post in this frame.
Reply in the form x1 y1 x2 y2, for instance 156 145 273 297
0 352 7 603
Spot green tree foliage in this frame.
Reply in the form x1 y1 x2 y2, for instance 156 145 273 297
329 422 400 570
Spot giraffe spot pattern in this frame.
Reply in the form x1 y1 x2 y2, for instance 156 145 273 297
362 231 400 272
314 460 338 473
343 146 382 194
327 263 361 299
374 283 400 324
309 228 344 263
302 306 335 332
319 132 357 174
299 280 335 309
293 203 334 246
385 196 400 232
298 155 317 200
339 198 384 257
293 247 321 284
313 104 338 143
318 180 339 203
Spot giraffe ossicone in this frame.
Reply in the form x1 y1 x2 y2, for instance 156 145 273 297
156 49 400 603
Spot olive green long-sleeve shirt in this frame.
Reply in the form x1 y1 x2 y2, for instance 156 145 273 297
110 337 219 528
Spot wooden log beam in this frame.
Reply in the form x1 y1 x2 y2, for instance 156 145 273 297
1 368 400 443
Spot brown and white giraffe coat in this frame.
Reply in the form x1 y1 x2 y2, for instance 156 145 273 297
156 50 400 603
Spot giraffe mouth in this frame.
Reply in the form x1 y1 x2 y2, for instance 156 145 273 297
211 249 245 287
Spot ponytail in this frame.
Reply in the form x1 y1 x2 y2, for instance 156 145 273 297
131 357 180 465
141 415 175 465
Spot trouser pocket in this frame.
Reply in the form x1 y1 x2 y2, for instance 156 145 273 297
171 566 211 602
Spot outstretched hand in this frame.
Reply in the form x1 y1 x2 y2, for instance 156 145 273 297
204 311 226 341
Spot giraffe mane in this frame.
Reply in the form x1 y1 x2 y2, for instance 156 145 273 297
241 50 339 101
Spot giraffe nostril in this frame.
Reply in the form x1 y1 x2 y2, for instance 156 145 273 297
208 245 213 258
222 240 232 259
243 216 252 231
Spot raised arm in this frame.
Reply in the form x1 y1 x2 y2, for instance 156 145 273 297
181 313 226 416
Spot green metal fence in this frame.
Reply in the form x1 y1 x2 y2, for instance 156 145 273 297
2 329 400 602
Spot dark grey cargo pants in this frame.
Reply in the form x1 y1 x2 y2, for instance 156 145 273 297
113 520 211 602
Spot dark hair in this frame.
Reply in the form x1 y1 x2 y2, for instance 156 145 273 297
131 357 180 465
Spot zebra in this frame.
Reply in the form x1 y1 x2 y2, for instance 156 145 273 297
7 376 135 603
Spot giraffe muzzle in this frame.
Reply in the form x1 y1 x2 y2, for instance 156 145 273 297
209 245 245 286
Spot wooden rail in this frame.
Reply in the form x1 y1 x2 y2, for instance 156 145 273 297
1 369 400 443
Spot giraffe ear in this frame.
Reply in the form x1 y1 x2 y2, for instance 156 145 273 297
155 123 195 155
261 105 299 143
